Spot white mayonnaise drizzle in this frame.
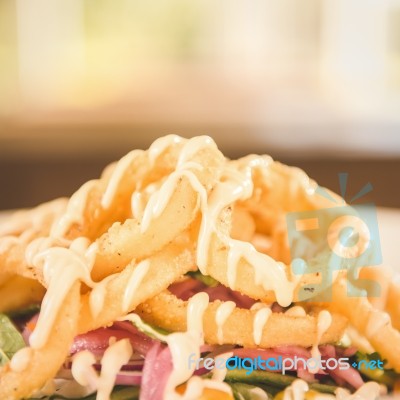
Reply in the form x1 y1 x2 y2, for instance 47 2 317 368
226 239 295 306
282 379 309 400
14 136 351 400
27 238 97 349
51 180 97 237
148 134 183 166
164 292 209 400
71 350 98 391
253 307 272 345
215 301 236 344
140 168 207 233
176 136 217 168
365 310 390 338
309 310 332 374
122 260 150 312
250 302 271 311
344 326 375 354
0 236 20 253
283 379 382 400
130 191 143 219
101 150 144 209
0 198 67 237
71 339 133 400
285 306 307 317
89 274 117 319
10 347 33 372
212 351 233 383
97 339 133 400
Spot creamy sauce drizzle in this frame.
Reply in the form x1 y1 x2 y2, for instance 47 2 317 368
11 135 349 399
309 310 332 374
140 168 207 233
176 136 216 168
0 236 20 253
344 326 375 354
122 260 150 312
10 347 33 372
27 238 97 348
71 339 133 400
250 302 271 311
101 150 144 209
253 307 272 345
215 301 236 344
148 134 183 166
365 310 390 338
0 198 67 237
89 274 117 319
285 306 307 317
164 292 209 400
51 180 97 237
282 379 309 400
283 379 381 400
212 351 233 383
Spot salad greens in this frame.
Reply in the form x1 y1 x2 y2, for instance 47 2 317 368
30 386 140 400
187 271 219 287
6 304 40 319
225 369 338 394
354 351 400 388
0 313 26 366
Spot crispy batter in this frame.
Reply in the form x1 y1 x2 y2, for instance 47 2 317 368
0 276 45 313
0 282 80 400
137 291 348 348
0 135 397 398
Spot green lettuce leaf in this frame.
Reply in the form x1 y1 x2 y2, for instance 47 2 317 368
0 313 26 366
187 271 219 287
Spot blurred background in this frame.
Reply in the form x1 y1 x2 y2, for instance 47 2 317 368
1 0 400 210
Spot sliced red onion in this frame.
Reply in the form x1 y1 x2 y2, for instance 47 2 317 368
169 278 255 309
140 342 173 400
319 345 336 359
70 328 138 355
169 278 204 300
273 346 312 359
112 321 157 355
340 347 358 358
115 371 142 386
329 366 364 389
297 366 316 382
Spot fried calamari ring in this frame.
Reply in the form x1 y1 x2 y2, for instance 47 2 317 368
91 138 225 280
0 199 68 286
51 138 184 240
78 241 197 333
136 291 347 348
0 198 67 239
0 276 45 313
386 277 400 331
52 135 221 242
233 158 341 234
0 282 80 400
329 278 400 372
202 209 322 305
